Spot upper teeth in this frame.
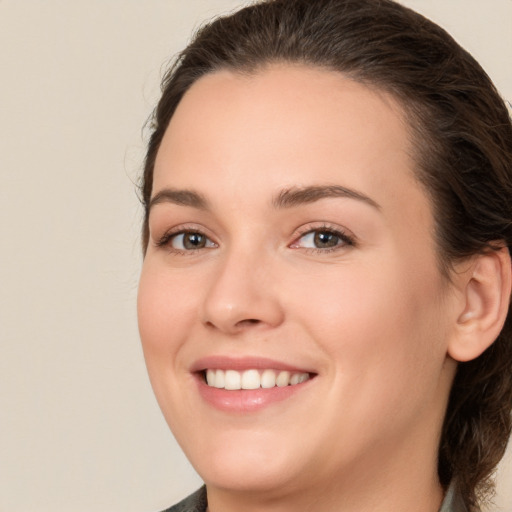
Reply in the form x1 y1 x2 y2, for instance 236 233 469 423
205 369 310 390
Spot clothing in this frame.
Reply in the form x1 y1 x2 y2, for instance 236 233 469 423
440 483 468 512
160 487 206 512
161 482 468 512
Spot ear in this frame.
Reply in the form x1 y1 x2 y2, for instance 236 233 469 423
448 247 512 362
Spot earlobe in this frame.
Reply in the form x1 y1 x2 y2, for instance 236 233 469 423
448 247 512 362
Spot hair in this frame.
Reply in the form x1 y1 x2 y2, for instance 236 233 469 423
140 0 512 509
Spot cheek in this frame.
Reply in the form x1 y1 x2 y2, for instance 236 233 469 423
137 263 200 423
137 262 197 365
287 258 448 402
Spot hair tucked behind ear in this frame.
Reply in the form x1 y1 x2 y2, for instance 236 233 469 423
141 1 512 508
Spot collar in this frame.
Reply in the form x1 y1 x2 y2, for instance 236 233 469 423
439 482 469 512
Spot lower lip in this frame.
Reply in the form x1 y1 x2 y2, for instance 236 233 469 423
196 376 313 413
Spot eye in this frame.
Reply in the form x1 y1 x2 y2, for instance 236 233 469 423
170 231 216 250
157 231 217 252
291 227 354 251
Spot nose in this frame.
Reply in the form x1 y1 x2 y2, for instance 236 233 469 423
201 249 285 334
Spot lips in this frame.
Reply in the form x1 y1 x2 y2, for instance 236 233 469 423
192 356 316 412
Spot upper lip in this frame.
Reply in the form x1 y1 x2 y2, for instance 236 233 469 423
190 355 316 374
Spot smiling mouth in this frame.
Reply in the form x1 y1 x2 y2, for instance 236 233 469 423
204 369 311 390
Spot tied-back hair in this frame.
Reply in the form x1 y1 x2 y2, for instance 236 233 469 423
141 1 512 509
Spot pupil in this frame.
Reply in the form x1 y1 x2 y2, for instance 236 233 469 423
184 233 205 249
314 231 338 248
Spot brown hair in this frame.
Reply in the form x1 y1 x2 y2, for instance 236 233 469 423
141 0 512 509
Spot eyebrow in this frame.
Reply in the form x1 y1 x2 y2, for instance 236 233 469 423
149 184 380 212
273 185 381 210
149 188 209 210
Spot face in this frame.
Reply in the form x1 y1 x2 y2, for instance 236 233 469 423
138 66 458 499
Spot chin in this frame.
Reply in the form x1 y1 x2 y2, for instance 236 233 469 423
182 432 307 493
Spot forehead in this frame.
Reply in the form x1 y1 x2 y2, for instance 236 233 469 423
153 64 431 232
155 64 415 185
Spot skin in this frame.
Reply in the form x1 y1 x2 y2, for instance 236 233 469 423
138 65 465 512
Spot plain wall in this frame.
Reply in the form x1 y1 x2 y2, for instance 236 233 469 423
0 1 510 511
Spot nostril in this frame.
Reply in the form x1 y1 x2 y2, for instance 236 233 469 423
237 319 261 327
204 318 261 330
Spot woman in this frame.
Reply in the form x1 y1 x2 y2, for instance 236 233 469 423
137 0 512 511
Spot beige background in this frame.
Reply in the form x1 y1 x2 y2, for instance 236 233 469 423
0 1 510 511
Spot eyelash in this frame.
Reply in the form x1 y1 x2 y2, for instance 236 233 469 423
154 224 356 255
291 224 356 254
155 226 217 255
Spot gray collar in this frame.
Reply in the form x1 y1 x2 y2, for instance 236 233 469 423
440 482 468 512
160 487 207 512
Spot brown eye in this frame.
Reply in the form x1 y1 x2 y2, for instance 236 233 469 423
297 230 342 249
313 231 340 248
292 228 354 252
171 232 215 250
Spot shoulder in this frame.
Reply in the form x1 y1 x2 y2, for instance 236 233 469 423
159 487 207 512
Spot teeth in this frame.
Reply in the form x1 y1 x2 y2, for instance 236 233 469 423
261 369 276 388
290 373 301 385
206 369 225 388
206 369 216 386
214 369 225 388
224 370 241 390
205 369 310 390
241 369 260 390
298 373 309 383
276 370 291 387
